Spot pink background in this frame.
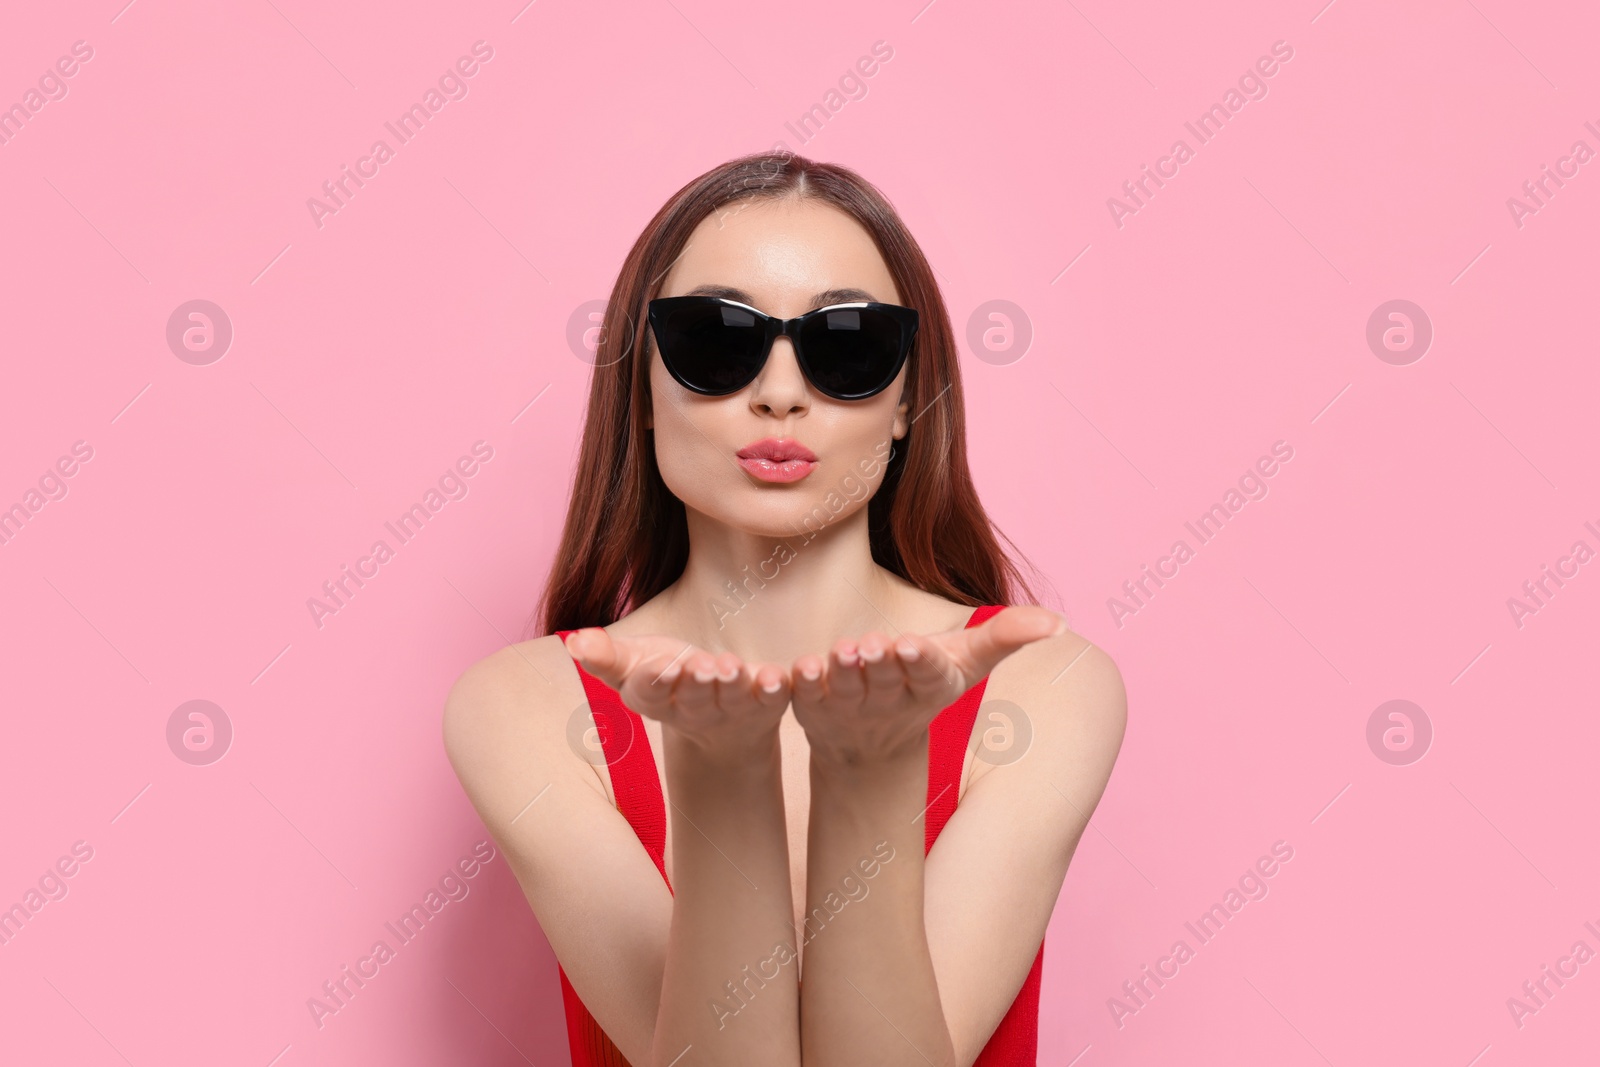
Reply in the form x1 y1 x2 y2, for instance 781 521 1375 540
2 0 1596 1063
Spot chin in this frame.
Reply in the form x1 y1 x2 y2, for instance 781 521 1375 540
682 483 865 542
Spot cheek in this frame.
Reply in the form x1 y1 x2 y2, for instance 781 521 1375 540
832 392 904 469
649 361 723 502
653 421 708 503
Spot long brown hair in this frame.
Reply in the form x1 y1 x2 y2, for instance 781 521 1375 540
527 151 1043 638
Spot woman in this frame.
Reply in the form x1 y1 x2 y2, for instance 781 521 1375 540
444 152 1126 1067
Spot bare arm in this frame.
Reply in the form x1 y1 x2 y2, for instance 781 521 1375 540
789 610 1127 1067
923 633 1125 1064
802 735 952 1066
454 633 812 1067
654 723 799 1065
443 637 673 1064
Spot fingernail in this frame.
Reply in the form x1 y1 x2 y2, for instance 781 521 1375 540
693 668 714 683
761 678 782 693
896 640 919 660
801 665 821 681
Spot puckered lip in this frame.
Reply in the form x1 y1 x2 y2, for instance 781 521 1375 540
736 437 817 462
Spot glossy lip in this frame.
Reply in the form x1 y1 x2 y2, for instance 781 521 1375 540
736 437 818 483
737 437 818 462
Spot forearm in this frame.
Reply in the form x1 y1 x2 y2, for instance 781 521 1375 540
652 730 801 1067
800 737 955 1067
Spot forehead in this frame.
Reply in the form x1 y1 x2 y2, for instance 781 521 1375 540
659 196 901 310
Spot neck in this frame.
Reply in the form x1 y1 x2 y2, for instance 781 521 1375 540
657 505 910 665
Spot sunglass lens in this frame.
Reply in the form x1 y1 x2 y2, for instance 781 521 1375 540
799 308 903 398
658 302 765 394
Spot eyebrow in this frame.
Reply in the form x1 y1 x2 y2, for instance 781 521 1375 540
684 284 881 310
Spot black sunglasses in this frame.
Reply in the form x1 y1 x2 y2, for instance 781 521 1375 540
647 295 918 401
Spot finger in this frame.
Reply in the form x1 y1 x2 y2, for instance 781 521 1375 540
826 638 865 703
792 654 827 707
624 661 685 721
628 645 696 719
564 628 626 689
955 606 1068 680
858 631 908 706
892 632 954 698
567 630 686 693
674 651 722 716
610 637 693 719
641 642 695 690
750 662 791 712
710 652 758 714
722 659 779 717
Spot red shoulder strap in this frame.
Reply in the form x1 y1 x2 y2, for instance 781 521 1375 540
922 605 1045 1066
924 604 1006 855
555 630 671 891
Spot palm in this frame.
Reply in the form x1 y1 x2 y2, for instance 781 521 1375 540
562 628 791 752
788 606 1065 764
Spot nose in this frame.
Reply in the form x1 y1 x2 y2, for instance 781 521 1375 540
748 335 810 419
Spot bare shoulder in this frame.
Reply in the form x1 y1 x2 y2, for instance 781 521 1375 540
984 617 1128 771
442 634 603 808
443 634 581 750
440 633 673 1064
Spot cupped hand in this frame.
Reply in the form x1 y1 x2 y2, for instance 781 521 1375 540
789 605 1067 767
562 628 792 757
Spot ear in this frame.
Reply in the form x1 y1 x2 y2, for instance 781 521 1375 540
891 388 910 441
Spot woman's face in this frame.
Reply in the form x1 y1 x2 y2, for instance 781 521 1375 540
646 196 911 540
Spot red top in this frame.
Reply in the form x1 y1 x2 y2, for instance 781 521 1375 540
553 605 1044 1065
